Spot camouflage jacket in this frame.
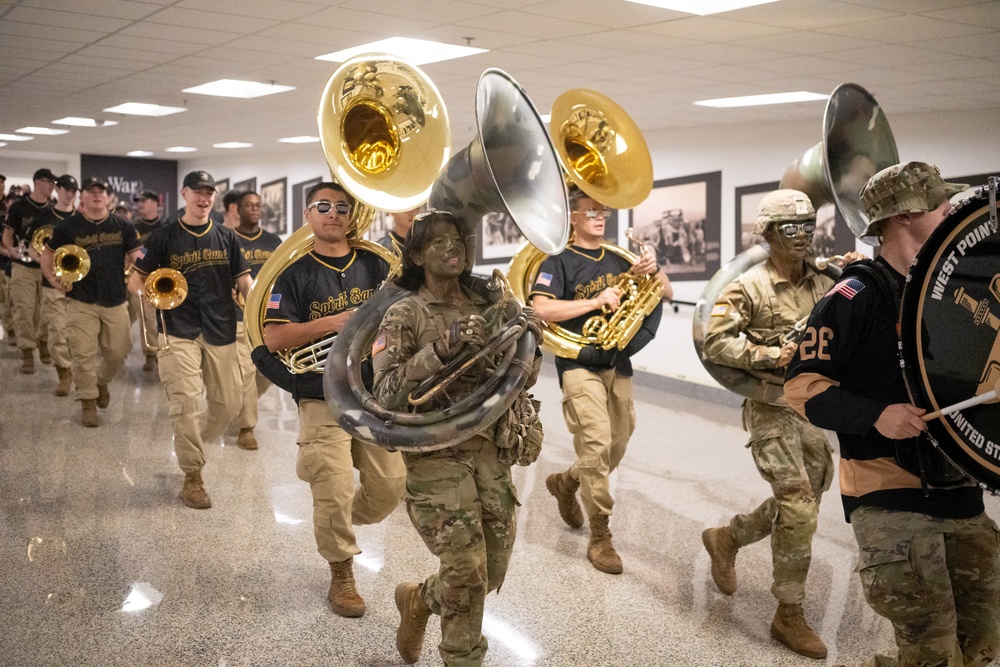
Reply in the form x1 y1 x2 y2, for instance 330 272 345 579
704 260 833 378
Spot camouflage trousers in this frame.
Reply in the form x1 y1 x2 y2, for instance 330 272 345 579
403 435 519 667
729 400 833 603
848 506 1000 667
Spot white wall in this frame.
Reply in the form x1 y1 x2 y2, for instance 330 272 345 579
179 107 1000 388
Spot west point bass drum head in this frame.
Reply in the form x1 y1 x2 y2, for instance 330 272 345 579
900 187 1000 494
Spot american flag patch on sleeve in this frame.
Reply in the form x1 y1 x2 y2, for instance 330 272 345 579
828 278 865 300
136 246 147 259
372 334 386 356
267 293 281 310
535 272 553 287
710 304 729 317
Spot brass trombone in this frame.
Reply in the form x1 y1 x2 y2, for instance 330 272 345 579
138 268 188 351
52 244 91 291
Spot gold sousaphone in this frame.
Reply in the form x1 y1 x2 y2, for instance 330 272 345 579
244 53 451 375
508 88 659 359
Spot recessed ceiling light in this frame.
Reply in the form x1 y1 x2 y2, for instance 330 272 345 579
278 135 320 144
625 0 780 15
694 91 828 108
213 142 253 149
183 79 295 99
127 151 155 157
104 103 187 117
17 127 70 135
316 37 487 65
0 133 34 141
165 146 197 153
53 117 118 127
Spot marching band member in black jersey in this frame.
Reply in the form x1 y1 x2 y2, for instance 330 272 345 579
43 178 142 427
34 175 79 397
129 190 164 372
129 171 251 509
377 207 419 257
231 190 281 451
3 168 57 374
263 181 405 618
531 186 671 574
786 162 999 667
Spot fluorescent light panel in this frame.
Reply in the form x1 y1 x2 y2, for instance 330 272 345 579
183 79 295 99
104 103 186 117
17 127 70 135
165 146 197 153
0 133 33 141
625 0 780 15
316 37 487 65
53 117 118 127
694 91 828 108
278 135 320 144
127 151 154 157
213 142 253 149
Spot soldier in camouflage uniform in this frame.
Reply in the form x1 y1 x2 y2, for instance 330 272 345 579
372 211 537 667
702 189 860 659
786 162 1000 667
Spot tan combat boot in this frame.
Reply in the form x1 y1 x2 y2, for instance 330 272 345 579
81 399 99 427
96 384 110 409
237 428 258 450
54 366 72 397
587 514 623 574
328 558 366 617
20 349 35 374
395 582 430 664
771 602 828 659
545 471 583 529
702 526 739 595
179 471 212 509
37 340 51 365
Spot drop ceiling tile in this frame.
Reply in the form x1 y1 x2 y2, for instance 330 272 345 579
456 10 605 38
755 54 872 76
224 35 338 58
667 42 784 65
4 6 129 31
586 28 704 53
635 16 791 42
826 44 950 67
518 0 686 29
926 2 1000 29
732 30 870 54
0 34 87 55
144 7 273 33
76 44 181 65
0 20 105 43
734 0 899 30
340 0 498 22
292 6 437 32
818 14 991 42
0 45 63 63
175 0 320 20
596 52 715 74
62 53 149 72
925 32 1000 58
407 25 539 50
21 0 163 20
95 34 206 55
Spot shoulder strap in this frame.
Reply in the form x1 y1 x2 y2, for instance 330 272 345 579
841 258 901 308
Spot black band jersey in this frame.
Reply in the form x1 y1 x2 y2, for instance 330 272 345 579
785 257 984 521
234 226 282 323
530 244 633 377
134 217 163 245
133 220 250 345
47 213 141 307
4 196 54 269
264 248 388 398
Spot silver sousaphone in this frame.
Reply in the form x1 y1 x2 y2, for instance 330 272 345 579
693 83 899 404
323 68 569 452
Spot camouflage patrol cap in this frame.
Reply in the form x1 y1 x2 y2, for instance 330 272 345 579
860 161 967 237
752 189 815 235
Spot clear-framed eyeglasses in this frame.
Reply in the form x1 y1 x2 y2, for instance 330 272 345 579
307 200 351 216
576 208 611 219
779 220 816 237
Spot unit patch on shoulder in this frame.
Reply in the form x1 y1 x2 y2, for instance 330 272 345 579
710 303 729 317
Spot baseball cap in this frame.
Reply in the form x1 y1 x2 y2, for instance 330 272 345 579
860 162 968 237
80 177 113 192
33 168 57 182
182 170 216 190
133 189 159 202
55 174 79 191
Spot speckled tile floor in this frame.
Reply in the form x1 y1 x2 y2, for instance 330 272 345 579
2 331 996 667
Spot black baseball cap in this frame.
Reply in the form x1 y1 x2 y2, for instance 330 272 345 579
133 189 159 202
33 168 57 182
182 170 216 190
81 177 112 192
55 174 79 191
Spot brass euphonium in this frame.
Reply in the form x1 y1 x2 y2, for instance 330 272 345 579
244 53 449 376
508 88 660 359
52 244 91 291
139 268 188 351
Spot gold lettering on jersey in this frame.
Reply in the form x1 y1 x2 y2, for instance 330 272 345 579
349 287 374 305
241 248 274 262
309 293 350 319
76 231 124 248
574 273 617 301
168 248 229 270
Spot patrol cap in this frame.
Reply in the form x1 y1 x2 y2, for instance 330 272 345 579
55 174 79 191
81 177 112 192
752 189 815 235
860 161 967 236
182 170 216 191
33 168 57 182
133 189 158 202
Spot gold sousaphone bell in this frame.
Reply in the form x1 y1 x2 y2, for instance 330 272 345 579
508 88 659 359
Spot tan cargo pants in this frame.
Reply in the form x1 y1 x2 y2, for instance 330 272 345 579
64 300 131 400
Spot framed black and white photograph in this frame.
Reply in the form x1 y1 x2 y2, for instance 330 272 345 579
233 177 256 194
291 176 323 232
212 178 229 216
260 178 287 236
364 210 394 246
478 212 524 263
734 181 780 254
629 171 721 281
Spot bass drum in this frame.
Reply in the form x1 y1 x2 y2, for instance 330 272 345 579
900 187 1000 494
